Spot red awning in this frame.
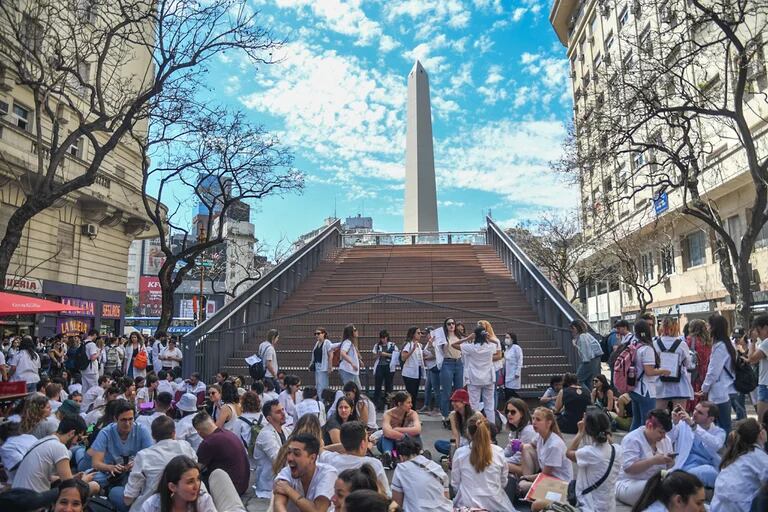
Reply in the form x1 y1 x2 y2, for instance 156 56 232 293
0 292 85 316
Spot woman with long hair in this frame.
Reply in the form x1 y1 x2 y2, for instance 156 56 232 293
278 374 302 427
503 397 536 478
10 336 41 392
592 374 617 420
339 324 361 386
519 407 573 497
630 320 671 431
555 372 592 434
322 397 357 445
48 337 67 378
142 455 216 512
450 323 500 422
439 317 464 427
566 408 622 511
331 464 379 511
20 394 56 438
503 331 523 400
342 380 370 428
711 418 768 511
451 413 514 511
136 373 159 407
310 327 336 396
379 391 422 464
123 331 148 379
53 479 90 512
400 326 425 406
654 317 694 412
687 319 712 412
571 319 603 390
434 388 473 456
214 381 241 432
632 470 705 512
699 314 737 434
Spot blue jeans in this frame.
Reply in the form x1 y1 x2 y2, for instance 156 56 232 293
439 360 464 418
26 382 37 393
683 462 719 488
630 391 656 431
109 486 129 512
378 434 423 455
717 400 733 434
338 370 360 387
730 393 746 421
577 356 601 391
435 439 451 455
315 370 329 396
424 367 441 408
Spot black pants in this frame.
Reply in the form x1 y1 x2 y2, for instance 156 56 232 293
374 365 393 409
403 376 420 406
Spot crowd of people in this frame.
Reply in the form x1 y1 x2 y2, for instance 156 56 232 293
0 312 766 511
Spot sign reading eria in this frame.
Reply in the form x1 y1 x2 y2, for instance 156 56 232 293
4 275 42 294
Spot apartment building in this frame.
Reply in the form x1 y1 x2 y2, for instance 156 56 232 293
550 0 768 332
0 4 155 337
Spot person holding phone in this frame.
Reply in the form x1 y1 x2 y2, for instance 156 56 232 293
667 401 726 488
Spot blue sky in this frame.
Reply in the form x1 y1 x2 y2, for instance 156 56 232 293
187 0 576 249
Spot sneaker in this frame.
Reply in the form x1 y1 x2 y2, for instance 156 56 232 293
381 452 393 469
442 417 450 429
418 406 429 413
421 449 432 461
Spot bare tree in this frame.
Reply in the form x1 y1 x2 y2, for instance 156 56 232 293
138 107 302 333
0 0 281 287
557 0 768 326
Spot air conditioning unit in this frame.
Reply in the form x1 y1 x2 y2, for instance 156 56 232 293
81 224 98 238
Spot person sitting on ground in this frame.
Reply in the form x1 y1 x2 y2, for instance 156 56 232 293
503 397 537 479
139 455 217 512
81 375 111 413
136 374 159 408
156 370 177 396
293 386 326 425
273 433 337 512
193 411 250 496
278 374 303 427
321 421 390 496
135 391 173 434
274 413 325 476
20 393 58 439
566 408 623 512
83 386 120 425
331 464 380 512
632 470 706 512
52 478 91 512
345 490 397 512
667 401 725 488
174 392 203 451
232 391 263 467
518 407 573 502
46 383 63 413
451 413 515 511
391 436 452 512
213 381 241 432
124 415 197 512
343 381 374 429
555 372 592 434
592 374 617 420
181 372 207 395
539 375 563 410
0 420 37 483
711 418 768 512
434 388 473 457
615 392 633 431
378 391 422 467
616 409 675 506
12 416 98 495
322 397 357 445
253 399 293 498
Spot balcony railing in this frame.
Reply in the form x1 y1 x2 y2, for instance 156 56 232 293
342 230 485 247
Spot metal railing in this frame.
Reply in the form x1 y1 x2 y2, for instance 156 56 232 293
342 230 485 247
485 216 596 369
181 219 343 378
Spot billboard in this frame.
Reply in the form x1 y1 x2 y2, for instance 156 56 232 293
138 276 162 316
142 239 166 276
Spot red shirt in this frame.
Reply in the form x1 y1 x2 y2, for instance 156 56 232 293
197 428 250 494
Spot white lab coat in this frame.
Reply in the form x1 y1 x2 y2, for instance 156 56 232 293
123 343 148 378
504 344 523 390
252 423 292 497
711 446 768 511
451 444 515 512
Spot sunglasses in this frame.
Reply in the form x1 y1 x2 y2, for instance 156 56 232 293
314 332 322 335
446 322 455 325
506 409 518 415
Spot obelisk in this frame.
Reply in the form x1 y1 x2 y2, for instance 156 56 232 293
404 60 439 233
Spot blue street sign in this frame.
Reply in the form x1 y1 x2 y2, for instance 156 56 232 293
654 192 668 215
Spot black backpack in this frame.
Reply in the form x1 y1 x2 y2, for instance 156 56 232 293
248 346 266 381
74 340 93 372
657 338 684 383
727 356 758 394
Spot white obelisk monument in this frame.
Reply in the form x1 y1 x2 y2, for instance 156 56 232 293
404 60 439 233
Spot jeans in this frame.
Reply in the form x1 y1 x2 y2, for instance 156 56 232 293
439 360 464 418
109 486 129 512
682 462 719 488
26 382 37 393
373 365 393 409
315 370 329 396
717 400 733 434
339 369 360 387
730 392 746 421
577 356 601 391
424 367 441 409
403 376 420 405
378 434 423 455
630 391 656 431
434 439 451 455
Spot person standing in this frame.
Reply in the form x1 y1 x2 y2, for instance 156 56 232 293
79 330 101 394
123 332 148 379
503 331 523 400
698 314 737 434
747 313 768 423
338 324 361 387
372 330 396 411
259 329 280 391
400 327 425 406
571 320 603 391
103 337 124 377
158 338 183 377
630 320 671 431
9 336 41 392
151 333 166 373
310 328 336 397
420 330 441 414
451 325 499 422
654 317 694 412
438 318 464 427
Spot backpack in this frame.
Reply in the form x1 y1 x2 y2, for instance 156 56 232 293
105 346 121 370
238 415 264 457
74 341 94 372
600 333 615 363
248 345 266 381
726 355 758 394
330 347 341 368
613 343 639 394
133 349 148 370
656 338 684 383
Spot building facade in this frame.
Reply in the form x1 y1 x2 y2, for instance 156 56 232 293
550 0 768 333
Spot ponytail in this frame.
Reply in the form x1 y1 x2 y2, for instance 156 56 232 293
338 463 379 494
720 418 761 469
632 470 703 512
467 413 493 472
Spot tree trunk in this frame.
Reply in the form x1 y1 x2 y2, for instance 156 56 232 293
733 258 755 329
156 262 177 335
0 200 47 288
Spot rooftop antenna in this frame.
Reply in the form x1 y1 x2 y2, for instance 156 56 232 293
333 195 337 220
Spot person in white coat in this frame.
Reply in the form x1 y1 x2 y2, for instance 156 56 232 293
667 401 725 488
654 317 694 411
123 332 148 379
252 399 292 498
698 314 737 434
451 413 516 512
504 332 523 400
309 328 338 396
632 470 706 512
711 418 768 512
391 436 452 512
451 325 499 422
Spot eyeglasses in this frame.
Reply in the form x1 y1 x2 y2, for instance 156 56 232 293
506 409 518 416
446 322 455 325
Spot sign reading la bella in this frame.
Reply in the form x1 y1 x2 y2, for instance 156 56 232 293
4 275 42 294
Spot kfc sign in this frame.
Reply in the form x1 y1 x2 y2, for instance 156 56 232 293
139 276 162 316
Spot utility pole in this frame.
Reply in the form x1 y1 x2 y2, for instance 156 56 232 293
198 225 206 325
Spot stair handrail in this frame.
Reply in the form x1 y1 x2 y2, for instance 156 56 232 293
184 219 343 343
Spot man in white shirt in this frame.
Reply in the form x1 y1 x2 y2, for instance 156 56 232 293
82 375 111 413
0 421 37 484
135 391 173 434
274 433 336 512
151 335 166 372
81 330 101 394
259 329 280 388
181 372 207 395
669 401 726 488
175 393 203 450
159 338 183 373
12 416 97 494
747 313 768 422
156 370 177 396
253 399 292 498
321 421 390 496
124 415 197 511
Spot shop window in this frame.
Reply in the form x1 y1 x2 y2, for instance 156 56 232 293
56 223 75 259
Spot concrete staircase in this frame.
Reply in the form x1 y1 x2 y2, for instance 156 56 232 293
218 244 571 395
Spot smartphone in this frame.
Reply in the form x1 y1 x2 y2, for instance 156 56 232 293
669 452 679 457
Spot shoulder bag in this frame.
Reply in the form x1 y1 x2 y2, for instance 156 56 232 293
567 444 615 506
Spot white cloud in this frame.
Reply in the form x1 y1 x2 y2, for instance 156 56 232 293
379 34 399 53
385 1 472 29
473 34 494 53
432 96 460 118
520 52 539 65
274 0 383 46
513 85 532 108
224 75 241 95
445 62 474 96
403 43 447 74
472 0 503 14
477 85 508 104
511 7 527 22
486 64 504 84
438 199 466 207
519 51 571 105
510 0 543 23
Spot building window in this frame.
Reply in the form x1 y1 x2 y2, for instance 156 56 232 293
56 223 75 259
756 218 768 249
594 53 603 69
726 214 744 245
618 6 630 29
641 252 654 281
0 100 8 116
68 137 83 158
605 32 614 52
660 245 675 275
623 50 634 70
590 15 599 36
114 165 126 180
21 14 43 53
12 103 30 130
685 230 707 268
632 151 646 170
